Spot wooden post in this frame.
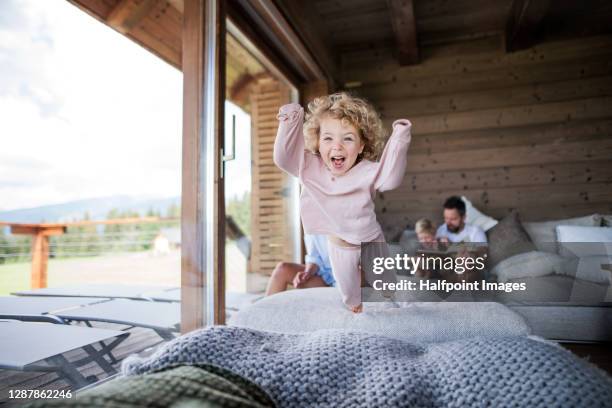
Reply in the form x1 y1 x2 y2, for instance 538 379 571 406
30 231 49 289
10 224 66 289
181 0 226 333
504 0 551 52
387 0 419 65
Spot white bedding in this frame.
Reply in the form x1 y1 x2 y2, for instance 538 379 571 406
229 287 530 343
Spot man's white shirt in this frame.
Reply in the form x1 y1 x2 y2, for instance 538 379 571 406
436 223 487 243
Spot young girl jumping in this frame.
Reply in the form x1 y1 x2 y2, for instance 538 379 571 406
274 92 412 313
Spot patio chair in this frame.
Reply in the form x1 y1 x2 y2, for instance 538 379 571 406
1 296 180 341
52 299 180 341
0 320 128 388
13 284 262 311
13 284 177 301
0 296 108 323
143 288 262 311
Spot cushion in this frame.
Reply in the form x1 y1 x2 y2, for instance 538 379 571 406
64 365 275 407
228 288 531 343
576 256 612 284
522 214 602 253
491 251 564 283
602 214 612 227
462 196 498 232
486 211 536 268
557 255 612 285
556 225 612 257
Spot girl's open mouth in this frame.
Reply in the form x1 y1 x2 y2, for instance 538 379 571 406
331 156 345 168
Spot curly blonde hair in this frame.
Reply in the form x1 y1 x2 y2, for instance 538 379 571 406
415 219 436 236
303 92 385 160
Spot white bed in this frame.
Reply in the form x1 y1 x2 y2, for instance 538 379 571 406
229 287 530 343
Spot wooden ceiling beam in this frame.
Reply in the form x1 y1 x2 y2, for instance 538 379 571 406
504 0 552 52
387 0 419 66
106 0 157 34
236 0 326 82
276 0 339 86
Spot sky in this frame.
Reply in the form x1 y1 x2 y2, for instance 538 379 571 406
0 0 251 212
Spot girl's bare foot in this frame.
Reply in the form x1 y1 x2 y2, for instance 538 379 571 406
350 303 363 313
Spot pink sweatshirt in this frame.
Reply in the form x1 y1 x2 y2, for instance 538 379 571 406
273 103 411 245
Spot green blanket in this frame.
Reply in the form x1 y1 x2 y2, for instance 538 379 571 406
27 364 275 407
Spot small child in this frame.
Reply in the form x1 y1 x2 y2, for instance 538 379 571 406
414 218 448 278
415 219 437 249
274 92 412 312
415 219 449 248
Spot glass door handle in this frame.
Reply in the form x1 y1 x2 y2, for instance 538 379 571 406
221 114 236 177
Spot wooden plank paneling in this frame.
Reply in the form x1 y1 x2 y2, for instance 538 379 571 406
383 183 612 212
408 119 612 154
250 78 294 275
376 75 612 117
360 55 612 101
345 33 612 232
343 34 612 85
406 138 612 173
379 202 612 231
406 96 612 135
400 161 612 193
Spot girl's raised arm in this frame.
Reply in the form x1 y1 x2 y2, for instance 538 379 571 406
374 119 412 192
273 103 305 178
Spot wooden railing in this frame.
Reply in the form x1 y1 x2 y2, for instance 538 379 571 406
0 217 178 289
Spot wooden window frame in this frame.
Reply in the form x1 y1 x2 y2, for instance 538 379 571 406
181 0 226 332
181 0 330 332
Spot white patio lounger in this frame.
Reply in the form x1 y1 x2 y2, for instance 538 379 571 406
0 320 128 388
2 296 180 341
144 288 262 311
52 299 180 341
0 296 108 324
13 284 262 311
13 284 176 301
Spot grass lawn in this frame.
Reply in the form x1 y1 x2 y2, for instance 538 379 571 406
0 252 181 296
0 262 30 296
0 245 256 296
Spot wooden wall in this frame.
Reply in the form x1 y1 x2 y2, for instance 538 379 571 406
250 78 295 274
341 34 612 237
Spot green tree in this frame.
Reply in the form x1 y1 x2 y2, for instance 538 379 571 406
226 192 251 237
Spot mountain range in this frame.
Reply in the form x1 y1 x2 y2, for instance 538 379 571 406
0 195 181 223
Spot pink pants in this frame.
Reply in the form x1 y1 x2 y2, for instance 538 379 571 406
327 234 392 308
327 240 362 308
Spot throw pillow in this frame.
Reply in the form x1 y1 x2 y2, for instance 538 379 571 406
557 255 612 285
491 251 564 283
462 196 498 232
556 225 612 258
486 211 536 268
522 214 602 253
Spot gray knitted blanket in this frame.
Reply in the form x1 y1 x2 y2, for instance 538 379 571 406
123 326 612 408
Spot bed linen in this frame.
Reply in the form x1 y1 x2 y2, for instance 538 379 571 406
228 287 530 343
122 326 612 408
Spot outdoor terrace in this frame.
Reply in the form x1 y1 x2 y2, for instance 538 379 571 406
0 217 263 405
